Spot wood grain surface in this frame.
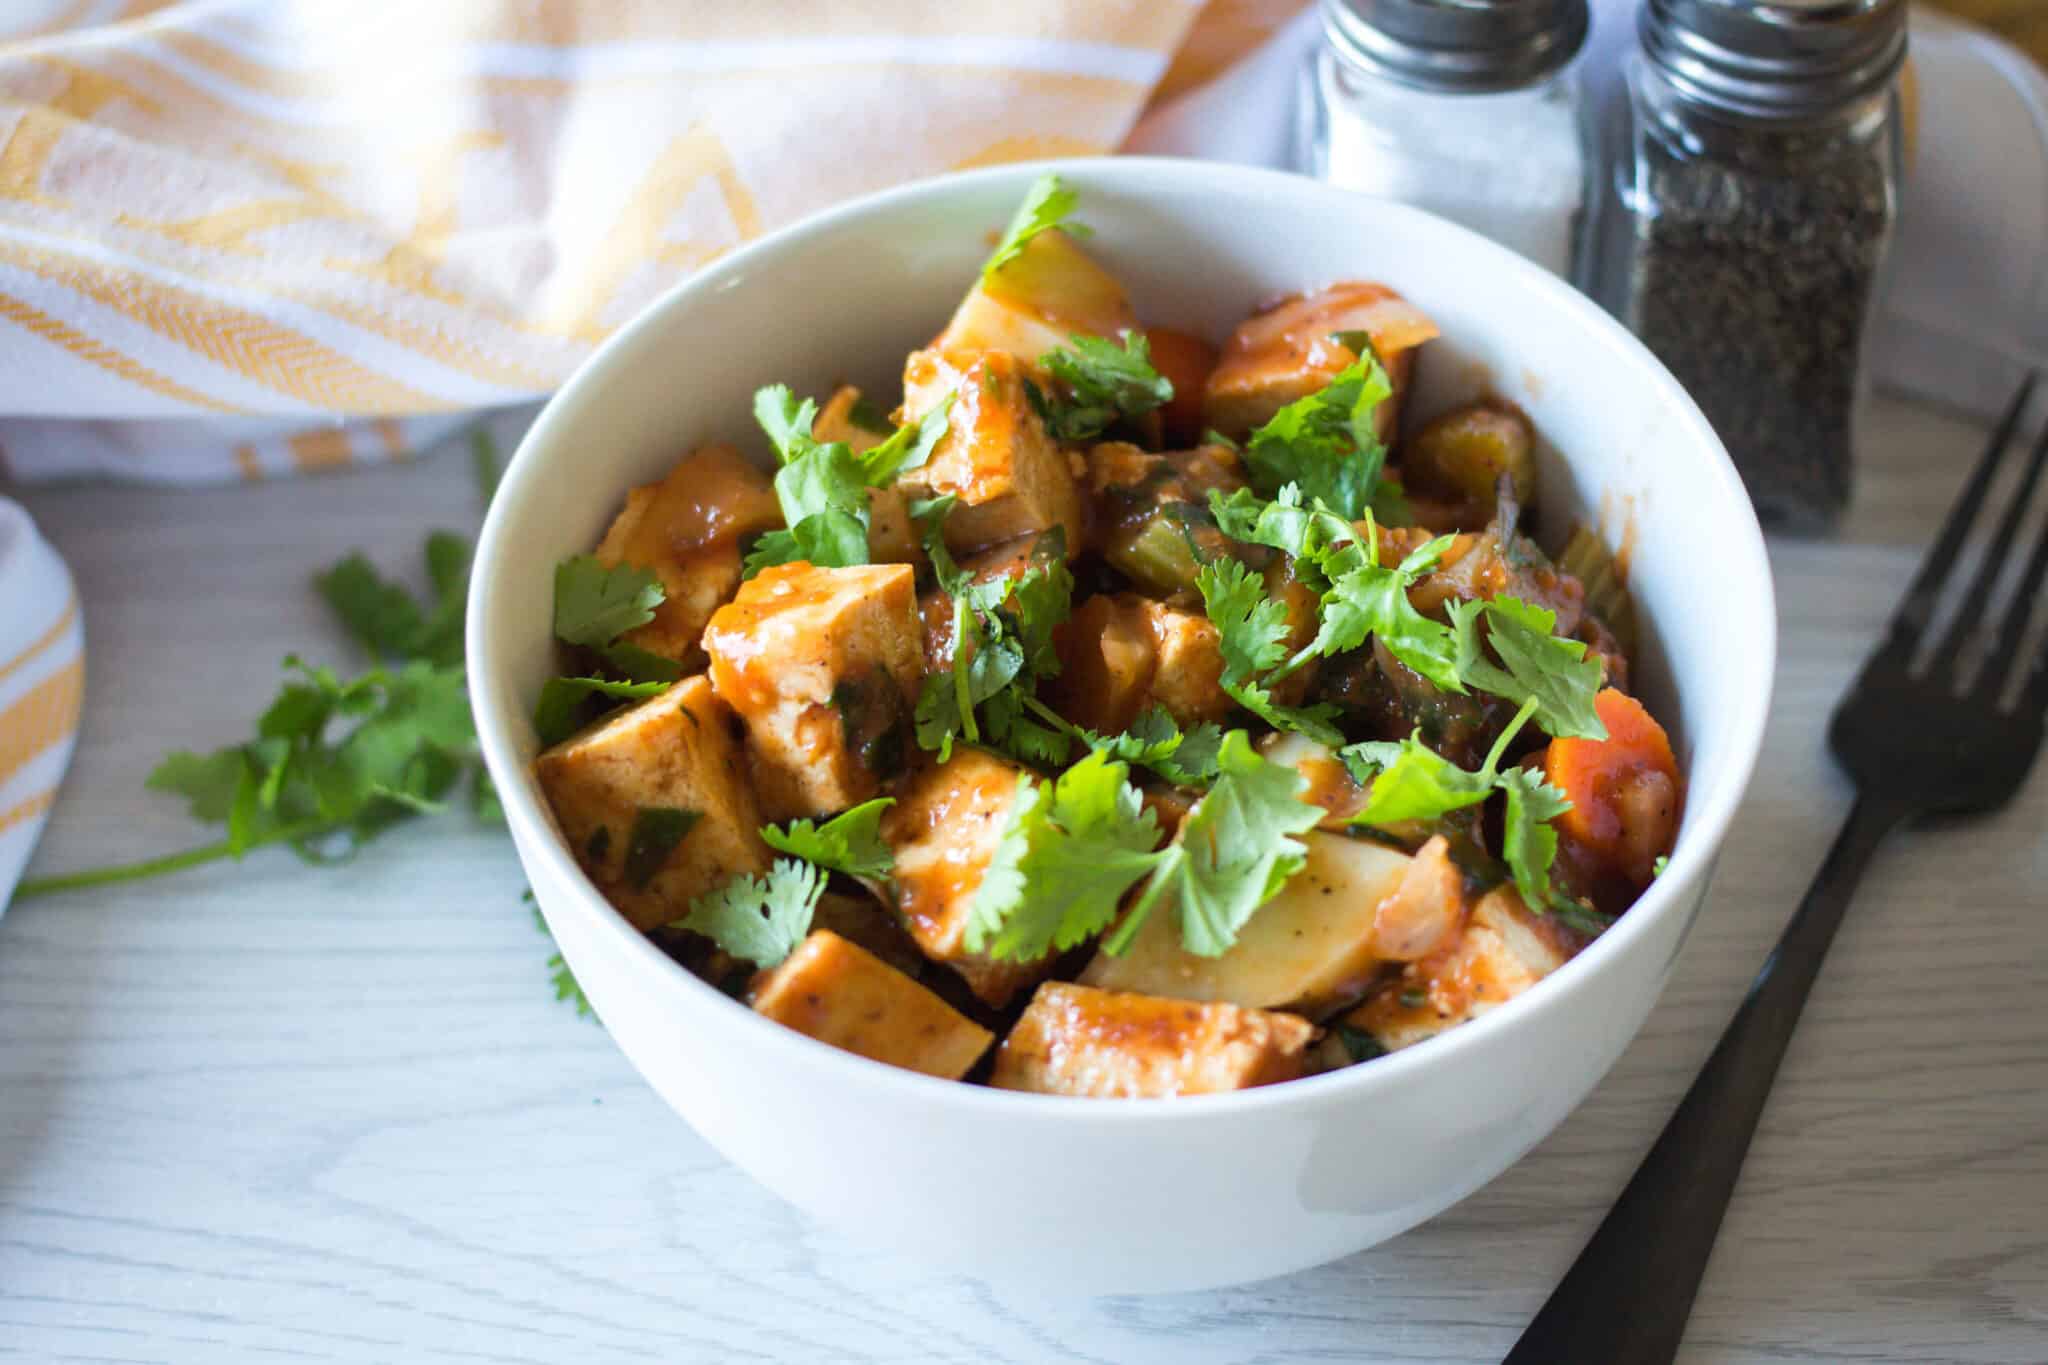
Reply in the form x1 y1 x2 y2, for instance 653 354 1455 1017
2 397 2043 1364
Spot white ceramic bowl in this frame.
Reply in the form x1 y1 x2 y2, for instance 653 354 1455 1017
469 159 1774 1295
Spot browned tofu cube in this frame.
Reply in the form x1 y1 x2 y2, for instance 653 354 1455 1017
991 982 1314 1097
702 562 923 821
1203 282 1439 443
751 930 992 1079
880 749 1054 1008
934 227 1139 362
1346 887 1574 1052
1045 593 1229 736
899 349 1082 555
533 676 770 932
594 445 783 663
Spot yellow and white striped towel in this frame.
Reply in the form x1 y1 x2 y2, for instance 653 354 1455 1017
0 498 84 911
0 0 1301 484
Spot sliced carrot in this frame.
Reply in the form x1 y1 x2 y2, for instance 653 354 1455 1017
1544 689 1681 883
1144 325 1219 446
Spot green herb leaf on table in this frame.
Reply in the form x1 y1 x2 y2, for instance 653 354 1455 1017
981 172 1090 280
1106 731 1322 959
676 859 823 969
965 752 1163 962
553 555 664 647
532 676 671 747
1449 595 1608 739
761 797 895 879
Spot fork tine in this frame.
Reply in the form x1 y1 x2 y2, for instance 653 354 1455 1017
1977 473 2048 704
1890 373 2037 648
1936 411 2048 671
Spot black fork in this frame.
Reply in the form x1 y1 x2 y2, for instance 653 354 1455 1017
1507 377 2048 1364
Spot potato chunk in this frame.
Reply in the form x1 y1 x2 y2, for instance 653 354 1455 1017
1346 888 1573 1051
751 930 993 1079
702 562 922 821
899 349 1082 555
1203 283 1438 442
880 749 1054 1008
1045 593 1229 736
533 676 769 932
1081 832 1415 1017
991 983 1313 1097
594 445 782 663
935 228 1139 361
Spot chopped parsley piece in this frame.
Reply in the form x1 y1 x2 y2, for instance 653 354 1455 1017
981 172 1090 280
552 556 663 648
1106 731 1322 959
532 676 671 746
676 859 823 969
761 798 895 879
966 752 1163 962
621 806 700 889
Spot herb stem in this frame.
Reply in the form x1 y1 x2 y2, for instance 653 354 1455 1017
1481 697 1542 779
12 820 334 899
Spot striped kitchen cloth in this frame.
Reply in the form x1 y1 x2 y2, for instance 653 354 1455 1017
0 0 1301 484
0 498 83 912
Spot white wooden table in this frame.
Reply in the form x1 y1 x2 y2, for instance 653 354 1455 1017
3 396 2044 1364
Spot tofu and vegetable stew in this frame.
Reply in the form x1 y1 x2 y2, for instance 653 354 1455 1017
532 175 1682 1098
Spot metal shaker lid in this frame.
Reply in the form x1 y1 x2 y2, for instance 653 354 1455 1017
1321 0 1590 93
1641 0 1908 120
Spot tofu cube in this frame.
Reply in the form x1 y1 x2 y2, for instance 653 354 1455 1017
1346 887 1574 1052
899 349 1082 555
702 562 923 821
533 676 770 933
594 444 782 663
751 930 993 1080
1203 282 1438 443
1081 831 1414 1017
991 982 1314 1097
934 227 1139 363
1045 593 1230 736
880 749 1055 1008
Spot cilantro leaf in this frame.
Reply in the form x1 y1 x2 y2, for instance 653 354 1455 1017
1242 346 1393 519
533 676 671 747
676 859 822 969
753 384 820 462
1198 557 1290 685
1224 678 1347 747
554 556 664 647
600 642 683 683
858 395 952 485
1032 331 1172 442
1341 733 1495 826
914 528 1074 763
1315 532 1463 692
761 798 895 879
982 173 1090 280
1498 765 1573 911
1450 596 1609 740
1108 731 1322 958
622 807 701 890
965 753 1163 962
1087 704 1224 786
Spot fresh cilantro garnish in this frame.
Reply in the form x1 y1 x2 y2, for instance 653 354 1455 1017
1073 703 1224 786
1195 556 1345 746
621 807 701 890
1334 1022 1386 1063
600 642 683 683
1496 766 1571 912
532 676 671 746
965 752 1163 962
1242 344 1393 520
981 172 1090 280
1030 331 1173 442
761 798 895 879
858 396 953 485
1305 520 1462 692
553 555 664 647
1105 731 1323 958
1449 596 1609 740
847 394 894 434
1652 854 1670 878
676 859 823 969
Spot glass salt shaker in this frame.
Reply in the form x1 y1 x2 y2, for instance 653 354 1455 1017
1297 0 1592 277
1580 0 1907 528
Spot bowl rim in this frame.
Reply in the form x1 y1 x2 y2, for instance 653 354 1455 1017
469 155 1777 1122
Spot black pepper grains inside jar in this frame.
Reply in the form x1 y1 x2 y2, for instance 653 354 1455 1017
1580 0 1906 528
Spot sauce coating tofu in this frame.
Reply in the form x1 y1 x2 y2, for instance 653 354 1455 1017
899 349 1082 555
934 227 1139 362
991 982 1314 1097
1082 831 1414 1017
1045 593 1230 735
1347 887 1573 1051
702 562 923 822
595 445 782 663
1202 282 1438 443
880 749 1055 1008
533 676 770 933
751 930 992 1080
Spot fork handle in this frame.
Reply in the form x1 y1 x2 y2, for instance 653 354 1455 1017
1506 795 1912 1364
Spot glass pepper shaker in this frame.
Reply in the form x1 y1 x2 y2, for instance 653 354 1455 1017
1579 0 1907 528
1297 0 1592 277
